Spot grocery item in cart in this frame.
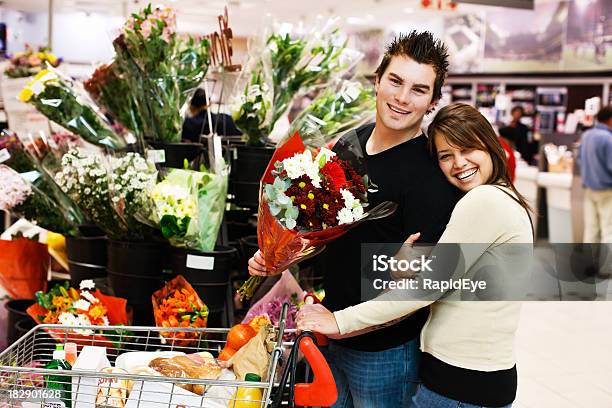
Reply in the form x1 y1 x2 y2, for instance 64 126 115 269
148 354 222 395
71 346 111 408
228 372 263 408
228 324 275 381
95 367 129 408
45 344 72 408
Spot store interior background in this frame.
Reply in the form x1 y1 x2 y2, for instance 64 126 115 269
1 1 611 407
1 0 611 243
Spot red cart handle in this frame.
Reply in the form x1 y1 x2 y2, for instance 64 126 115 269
294 336 337 407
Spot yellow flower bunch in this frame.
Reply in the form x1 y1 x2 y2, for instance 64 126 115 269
18 69 59 102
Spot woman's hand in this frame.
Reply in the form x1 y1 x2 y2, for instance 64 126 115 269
296 304 341 339
247 250 282 277
391 232 422 280
406 232 420 245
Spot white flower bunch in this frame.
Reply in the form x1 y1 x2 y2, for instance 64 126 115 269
108 152 157 227
338 188 364 225
55 149 116 225
281 150 322 187
55 149 156 238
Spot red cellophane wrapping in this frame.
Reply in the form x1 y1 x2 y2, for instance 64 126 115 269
27 289 130 347
152 275 208 347
0 238 49 299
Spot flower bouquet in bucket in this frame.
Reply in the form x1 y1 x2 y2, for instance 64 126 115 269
237 131 397 300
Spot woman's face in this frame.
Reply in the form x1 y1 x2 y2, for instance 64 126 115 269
434 132 493 193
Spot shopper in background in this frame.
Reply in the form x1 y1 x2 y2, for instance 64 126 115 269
298 103 534 408
499 106 530 164
181 88 241 142
248 32 462 407
579 105 612 243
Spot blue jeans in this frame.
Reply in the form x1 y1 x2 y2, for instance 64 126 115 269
322 338 421 408
410 385 512 408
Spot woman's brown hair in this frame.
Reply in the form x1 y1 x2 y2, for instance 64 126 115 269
427 103 534 222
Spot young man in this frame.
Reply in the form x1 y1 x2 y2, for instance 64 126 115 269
248 31 461 407
580 105 612 243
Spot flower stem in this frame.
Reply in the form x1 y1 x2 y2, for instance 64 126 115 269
237 275 265 301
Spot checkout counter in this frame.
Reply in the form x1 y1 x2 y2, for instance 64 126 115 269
513 132 584 243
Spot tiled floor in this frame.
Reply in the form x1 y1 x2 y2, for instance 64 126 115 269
514 302 612 408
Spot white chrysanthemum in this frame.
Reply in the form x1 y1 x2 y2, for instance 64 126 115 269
283 150 322 187
101 316 110 326
282 151 309 179
58 312 78 326
79 280 95 290
337 207 354 225
340 189 356 209
73 299 91 312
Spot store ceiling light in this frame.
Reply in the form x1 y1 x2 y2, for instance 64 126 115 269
454 0 534 9
347 17 367 25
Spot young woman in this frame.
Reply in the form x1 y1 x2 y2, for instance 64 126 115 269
297 103 534 408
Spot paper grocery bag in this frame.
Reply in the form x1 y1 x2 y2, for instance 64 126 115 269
229 324 275 381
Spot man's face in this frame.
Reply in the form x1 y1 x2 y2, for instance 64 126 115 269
511 108 523 121
374 55 437 134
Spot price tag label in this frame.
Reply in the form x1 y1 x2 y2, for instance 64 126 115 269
186 254 215 270
0 148 10 164
20 170 41 183
147 149 166 164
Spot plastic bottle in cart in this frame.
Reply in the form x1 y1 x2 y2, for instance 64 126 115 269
64 342 77 366
45 344 72 408
228 373 263 408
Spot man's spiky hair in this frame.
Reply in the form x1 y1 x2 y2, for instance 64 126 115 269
375 31 449 102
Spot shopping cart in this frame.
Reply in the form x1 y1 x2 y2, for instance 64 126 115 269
0 304 337 408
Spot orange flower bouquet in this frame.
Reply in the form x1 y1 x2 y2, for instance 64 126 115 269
27 280 130 346
152 275 209 346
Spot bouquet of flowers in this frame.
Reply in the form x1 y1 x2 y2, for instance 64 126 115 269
231 63 273 145
286 80 375 146
11 130 87 231
152 275 208 346
54 149 157 240
0 164 79 235
18 69 126 150
238 132 397 299
5 45 61 78
145 166 228 251
27 280 130 344
83 62 143 139
107 152 158 236
111 4 209 143
232 20 361 146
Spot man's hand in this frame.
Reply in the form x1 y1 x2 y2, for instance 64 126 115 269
247 250 282 277
297 304 341 339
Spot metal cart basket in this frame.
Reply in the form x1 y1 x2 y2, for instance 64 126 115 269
0 305 336 408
